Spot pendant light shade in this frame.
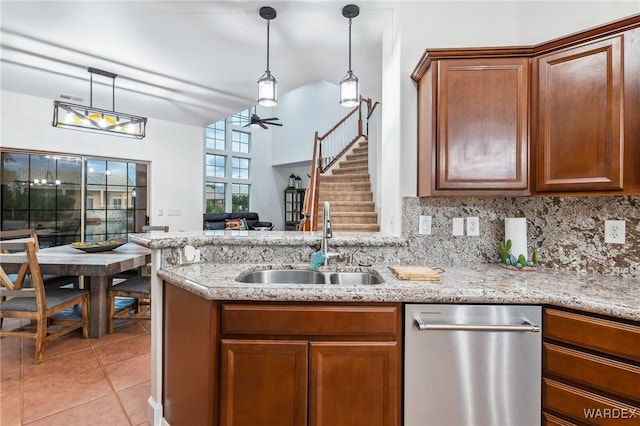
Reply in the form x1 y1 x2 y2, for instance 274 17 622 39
52 67 146 139
258 6 278 107
340 4 360 107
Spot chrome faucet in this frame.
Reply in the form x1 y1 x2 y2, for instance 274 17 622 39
321 201 332 265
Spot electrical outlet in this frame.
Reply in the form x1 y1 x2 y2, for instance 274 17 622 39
452 218 464 236
180 245 201 264
604 220 625 244
418 215 432 235
466 217 480 236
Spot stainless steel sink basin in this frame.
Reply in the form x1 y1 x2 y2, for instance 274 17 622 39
326 272 384 285
236 269 327 284
235 268 384 285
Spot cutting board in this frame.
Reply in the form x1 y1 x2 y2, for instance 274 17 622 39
389 265 441 281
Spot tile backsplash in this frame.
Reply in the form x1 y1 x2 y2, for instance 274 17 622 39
402 196 639 278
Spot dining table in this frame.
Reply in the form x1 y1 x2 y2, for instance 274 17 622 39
0 242 151 338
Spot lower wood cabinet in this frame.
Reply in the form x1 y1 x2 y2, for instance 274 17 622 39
163 283 401 426
543 307 640 426
219 340 309 426
219 339 398 426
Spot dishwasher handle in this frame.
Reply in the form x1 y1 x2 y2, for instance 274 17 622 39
414 318 540 332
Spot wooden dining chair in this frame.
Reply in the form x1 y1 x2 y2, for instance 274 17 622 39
0 229 80 289
107 225 168 333
0 238 89 363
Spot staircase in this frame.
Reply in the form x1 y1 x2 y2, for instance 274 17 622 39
317 137 379 232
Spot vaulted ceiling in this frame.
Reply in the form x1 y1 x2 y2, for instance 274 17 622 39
0 1 389 127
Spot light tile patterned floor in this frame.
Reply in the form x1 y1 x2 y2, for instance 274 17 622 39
1 318 151 425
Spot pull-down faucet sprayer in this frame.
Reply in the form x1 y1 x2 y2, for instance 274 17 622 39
321 201 332 262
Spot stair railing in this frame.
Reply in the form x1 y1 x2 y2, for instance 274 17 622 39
300 97 371 231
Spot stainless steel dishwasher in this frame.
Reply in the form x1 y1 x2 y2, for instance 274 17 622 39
404 304 541 426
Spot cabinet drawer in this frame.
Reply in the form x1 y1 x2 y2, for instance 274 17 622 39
543 378 640 426
544 343 640 402
544 308 640 362
221 304 400 338
543 412 580 426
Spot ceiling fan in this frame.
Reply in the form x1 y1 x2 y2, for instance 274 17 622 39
244 108 282 129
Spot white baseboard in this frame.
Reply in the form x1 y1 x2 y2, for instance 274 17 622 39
147 396 167 426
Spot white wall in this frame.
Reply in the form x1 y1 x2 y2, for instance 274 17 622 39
270 80 351 166
243 126 283 229
1 90 204 231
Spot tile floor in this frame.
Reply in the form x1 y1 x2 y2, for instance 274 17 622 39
0 318 151 425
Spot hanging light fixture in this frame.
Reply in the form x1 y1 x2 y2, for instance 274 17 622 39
340 4 360 107
52 67 147 139
257 6 278 107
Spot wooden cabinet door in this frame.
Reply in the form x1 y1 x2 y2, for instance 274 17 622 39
309 342 399 426
219 340 308 426
435 58 530 193
535 35 623 192
163 284 218 426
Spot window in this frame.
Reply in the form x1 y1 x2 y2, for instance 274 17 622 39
205 182 225 213
204 109 253 213
206 154 226 178
232 130 250 153
1 152 82 247
232 157 250 179
228 110 251 127
86 159 146 240
232 183 250 212
206 121 226 151
1 151 147 246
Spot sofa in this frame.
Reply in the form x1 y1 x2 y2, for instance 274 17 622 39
203 212 274 231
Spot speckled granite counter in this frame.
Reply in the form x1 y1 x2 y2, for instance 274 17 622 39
130 230 405 249
157 262 640 322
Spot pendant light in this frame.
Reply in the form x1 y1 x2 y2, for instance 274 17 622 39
340 4 360 107
257 6 278 107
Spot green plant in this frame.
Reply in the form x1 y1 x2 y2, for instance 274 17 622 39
498 239 512 264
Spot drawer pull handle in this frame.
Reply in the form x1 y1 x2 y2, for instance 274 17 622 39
414 318 540 332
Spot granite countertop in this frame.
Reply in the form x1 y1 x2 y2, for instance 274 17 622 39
157 262 640 322
130 230 405 249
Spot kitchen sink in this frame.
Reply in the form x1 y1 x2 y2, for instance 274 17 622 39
326 272 384 285
235 268 384 285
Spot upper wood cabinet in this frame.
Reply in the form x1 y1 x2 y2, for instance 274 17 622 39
413 14 640 196
534 36 623 192
414 55 530 196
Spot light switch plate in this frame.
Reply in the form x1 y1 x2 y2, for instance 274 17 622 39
466 217 480 236
418 215 432 235
604 220 625 244
452 218 464 236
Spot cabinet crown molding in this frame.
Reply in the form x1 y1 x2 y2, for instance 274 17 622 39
412 13 640 81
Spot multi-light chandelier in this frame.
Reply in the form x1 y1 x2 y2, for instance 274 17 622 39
52 67 147 139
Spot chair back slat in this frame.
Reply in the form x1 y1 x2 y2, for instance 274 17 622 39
0 229 40 251
0 239 46 308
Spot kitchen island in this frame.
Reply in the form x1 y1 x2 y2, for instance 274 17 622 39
130 230 640 426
